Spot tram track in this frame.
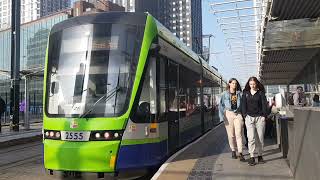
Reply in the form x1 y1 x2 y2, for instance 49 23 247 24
0 142 158 180
0 142 42 155
0 141 43 172
0 154 42 171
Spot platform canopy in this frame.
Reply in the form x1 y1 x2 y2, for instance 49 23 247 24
259 0 320 85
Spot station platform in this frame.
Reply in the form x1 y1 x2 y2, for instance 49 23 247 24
152 123 293 180
0 123 42 148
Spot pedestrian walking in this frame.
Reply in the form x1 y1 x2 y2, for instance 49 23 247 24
219 78 245 162
241 76 268 166
0 96 6 133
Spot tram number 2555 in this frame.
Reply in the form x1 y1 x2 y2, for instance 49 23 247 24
65 132 84 140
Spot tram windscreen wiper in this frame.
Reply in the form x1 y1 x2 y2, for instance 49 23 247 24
79 86 121 118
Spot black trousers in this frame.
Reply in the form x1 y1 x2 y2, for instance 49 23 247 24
243 117 248 145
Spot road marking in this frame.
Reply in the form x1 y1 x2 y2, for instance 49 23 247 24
151 123 223 180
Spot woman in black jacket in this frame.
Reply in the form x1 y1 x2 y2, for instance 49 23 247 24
241 77 268 166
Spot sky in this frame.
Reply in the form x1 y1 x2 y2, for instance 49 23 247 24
202 0 233 82
202 0 260 85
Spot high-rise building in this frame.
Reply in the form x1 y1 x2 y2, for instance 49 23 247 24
135 0 203 54
0 0 41 30
40 0 71 17
135 0 170 28
72 0 124 16
190 0 202 54
110 0 135 12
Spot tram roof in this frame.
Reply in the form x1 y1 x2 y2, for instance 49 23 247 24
50 12 147 34
151 14 222 80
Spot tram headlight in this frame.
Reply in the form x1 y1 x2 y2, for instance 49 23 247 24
49 131 54 137
55 132 61 138
43 130 61 140
95 132 101 139
90 130 123 141
114 133 119 138
104 132 110 139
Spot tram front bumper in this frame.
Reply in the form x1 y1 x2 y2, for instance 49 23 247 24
44 139 120 172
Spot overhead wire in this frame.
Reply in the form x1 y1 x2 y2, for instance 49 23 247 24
210 0 266 83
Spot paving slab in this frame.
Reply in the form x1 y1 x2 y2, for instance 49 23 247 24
155 123 293 180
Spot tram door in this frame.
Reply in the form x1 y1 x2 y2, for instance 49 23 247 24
167 61 180 153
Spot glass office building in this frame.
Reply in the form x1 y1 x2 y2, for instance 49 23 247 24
40 0 71 17
0 11 70 121
135 0 203 54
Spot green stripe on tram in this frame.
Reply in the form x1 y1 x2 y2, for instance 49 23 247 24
121 136 168 146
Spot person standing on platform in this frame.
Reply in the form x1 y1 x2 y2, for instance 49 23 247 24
293 86 306 107
242 77 268 166
0 96 6 133
312 94 320 107
219 78 245 162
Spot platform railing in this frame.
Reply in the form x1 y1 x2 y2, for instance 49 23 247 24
279 107 320 180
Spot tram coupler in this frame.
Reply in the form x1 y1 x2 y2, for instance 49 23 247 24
97 172 104 178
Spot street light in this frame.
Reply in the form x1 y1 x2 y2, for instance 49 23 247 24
11 0 21 132
202 34 215 63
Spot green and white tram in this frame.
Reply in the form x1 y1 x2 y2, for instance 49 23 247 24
43 12 224 178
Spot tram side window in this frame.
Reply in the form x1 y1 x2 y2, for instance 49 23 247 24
131 57 157 123
179 65 201 118
158 57 167 122
203 78 215 110
167 61 179 121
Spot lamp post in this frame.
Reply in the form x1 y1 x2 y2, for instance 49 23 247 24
202 34 214 62
195 34 215 63
10 0 21 131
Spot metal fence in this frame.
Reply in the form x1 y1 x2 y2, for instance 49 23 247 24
0 78 43 126
1 106 43 126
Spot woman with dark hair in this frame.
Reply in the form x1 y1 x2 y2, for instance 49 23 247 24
219 78 245 162
312 94 320 107
242 76 268 166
